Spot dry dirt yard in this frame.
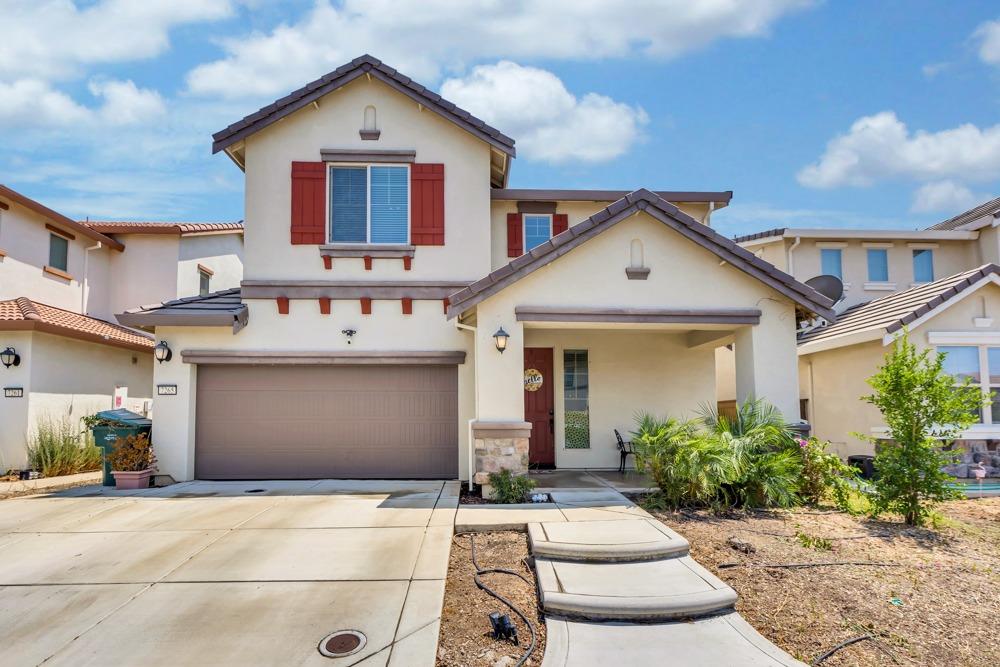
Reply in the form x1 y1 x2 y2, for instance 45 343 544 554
649 497 1000 667
437 531 545 667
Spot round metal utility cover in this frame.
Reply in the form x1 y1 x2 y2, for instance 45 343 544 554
318 630 366 658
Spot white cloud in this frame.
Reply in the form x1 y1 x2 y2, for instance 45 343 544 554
921 62 950 78
910 180 979 214
797 111 1000 188
186 0 812 98
0 78 165 128
0 0 234 80
439 62 647 163
974 18 1000 66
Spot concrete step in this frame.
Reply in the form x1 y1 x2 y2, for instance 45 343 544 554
542 613 807 666
535 555 737 621
528 519 689 562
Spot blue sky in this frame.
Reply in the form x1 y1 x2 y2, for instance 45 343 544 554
1 1 999 238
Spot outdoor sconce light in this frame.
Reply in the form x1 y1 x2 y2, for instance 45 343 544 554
0 346 20 368
493 327 509 354
342 329 357 344
153 341 173 364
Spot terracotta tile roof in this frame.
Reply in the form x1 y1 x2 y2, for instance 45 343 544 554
212 54 516 157
926 197 1000 230
117 288 248 333
81 221 244 235
446 189 836 322
799 264 1000 347
0 298 153 351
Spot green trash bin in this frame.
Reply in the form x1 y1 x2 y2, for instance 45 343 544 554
89 409 152 487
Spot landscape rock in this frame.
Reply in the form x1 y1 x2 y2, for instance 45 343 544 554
727 536 756 554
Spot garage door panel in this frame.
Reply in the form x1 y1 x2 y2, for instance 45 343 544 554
195 365 458 479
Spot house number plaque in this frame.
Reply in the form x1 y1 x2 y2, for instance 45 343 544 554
157 384 178 396
4 387 24 398
523 369 543 392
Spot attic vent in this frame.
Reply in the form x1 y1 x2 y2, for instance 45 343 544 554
360 105 379 140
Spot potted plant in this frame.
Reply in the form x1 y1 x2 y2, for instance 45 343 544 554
106 433 157 489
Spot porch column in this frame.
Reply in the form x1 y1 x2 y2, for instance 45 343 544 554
150 330 198 482
733 300 801 421
470 300 530 487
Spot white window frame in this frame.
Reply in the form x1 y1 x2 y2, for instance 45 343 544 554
936 344 997 425
523 213 552 252
326 163 411 245
198 268 211 296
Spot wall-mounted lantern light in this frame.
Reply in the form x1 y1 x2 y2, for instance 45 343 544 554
341 329 357 345
0 346 20 368
153 341 173 364
493 327 510 354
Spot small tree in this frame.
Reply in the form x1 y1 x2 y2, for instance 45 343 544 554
861 332 984 526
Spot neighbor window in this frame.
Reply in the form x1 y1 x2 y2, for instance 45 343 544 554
866 248 889 282
563 350 590 448
523 214 552 252
48 233 68 272
912 249 934 283
820 248 842 279
938 345 1000 424
329 164 408 244
198 269 211 296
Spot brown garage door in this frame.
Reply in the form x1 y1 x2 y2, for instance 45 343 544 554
195 365 458 479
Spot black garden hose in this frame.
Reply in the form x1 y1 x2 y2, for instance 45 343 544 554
453 532 538 666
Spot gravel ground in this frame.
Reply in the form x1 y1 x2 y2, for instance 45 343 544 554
437 531 545 667
647 497 1000 667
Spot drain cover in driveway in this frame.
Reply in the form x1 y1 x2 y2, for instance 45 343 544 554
318 630 366 657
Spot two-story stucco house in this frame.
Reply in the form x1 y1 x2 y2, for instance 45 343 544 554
0 185 244 471
730 198 1000 474
121 55 835 485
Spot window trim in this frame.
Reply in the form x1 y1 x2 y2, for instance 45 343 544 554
325 162 411 245
198 267 212 297
562 348 590 449
937 344 998 425
48 232 69 272
912 248 934 283
523 213 553 253
819 247 843 280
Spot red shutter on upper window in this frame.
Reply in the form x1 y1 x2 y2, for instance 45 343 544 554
552 213 568 236
507 213 523 257
410 163 445 245
290 162 326 244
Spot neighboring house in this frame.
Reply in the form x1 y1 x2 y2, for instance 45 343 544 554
0 185 244 470
120 55 834 484
728 197 1000 468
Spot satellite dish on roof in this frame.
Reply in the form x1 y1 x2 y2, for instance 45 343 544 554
805 275 844 303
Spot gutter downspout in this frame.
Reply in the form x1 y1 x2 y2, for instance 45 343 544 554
455 320 478 484
82 241 102 314
701 201 716 226
786 236 801 275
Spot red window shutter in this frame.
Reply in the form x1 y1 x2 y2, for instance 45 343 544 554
411 163 445 245
290 162 326 244
507 213 523 257
553 213 568 236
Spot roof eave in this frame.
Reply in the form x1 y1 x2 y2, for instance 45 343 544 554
0 185 124 251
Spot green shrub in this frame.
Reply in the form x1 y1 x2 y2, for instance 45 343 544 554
487 468 536 504
860 332 982 526
26 418 102 477
795 437 860 512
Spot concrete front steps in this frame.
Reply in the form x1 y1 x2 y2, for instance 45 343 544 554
529 518 737 622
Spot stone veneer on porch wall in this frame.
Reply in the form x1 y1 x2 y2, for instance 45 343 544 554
471 421 532 491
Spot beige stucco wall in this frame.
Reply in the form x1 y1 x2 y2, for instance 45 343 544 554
0 203 114 318
106 235 180 314
0 331 152 471
242 76 492 283
489 200 712 270
522 329 715 469
803 281 1000 457
177 234 244 297
150 298 476 482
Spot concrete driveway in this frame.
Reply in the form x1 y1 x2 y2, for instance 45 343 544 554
0 479 458 667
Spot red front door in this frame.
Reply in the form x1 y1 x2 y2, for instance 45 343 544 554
524 347 555 467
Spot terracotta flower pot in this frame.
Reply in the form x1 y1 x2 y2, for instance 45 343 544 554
111 469 152 490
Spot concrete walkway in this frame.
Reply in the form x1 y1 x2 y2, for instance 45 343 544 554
0 479 458 667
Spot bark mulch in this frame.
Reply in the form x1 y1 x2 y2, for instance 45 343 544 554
646 497 1000 667
437 531 545 667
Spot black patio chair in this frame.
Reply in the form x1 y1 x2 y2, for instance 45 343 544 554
615 429 635 474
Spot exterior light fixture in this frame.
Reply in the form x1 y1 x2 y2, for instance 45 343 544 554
493 327 509 354
0 346 20 368
342 329 357 344
153 341 173 364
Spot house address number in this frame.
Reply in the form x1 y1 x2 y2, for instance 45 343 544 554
4 387 24 398
157 384 178 396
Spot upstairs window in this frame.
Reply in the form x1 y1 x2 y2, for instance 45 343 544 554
820 248 842 279
329 164 408 244
866 248 889 282
912 249 934 283
523 214 552 252
198 269 211 296
48 233 68 271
